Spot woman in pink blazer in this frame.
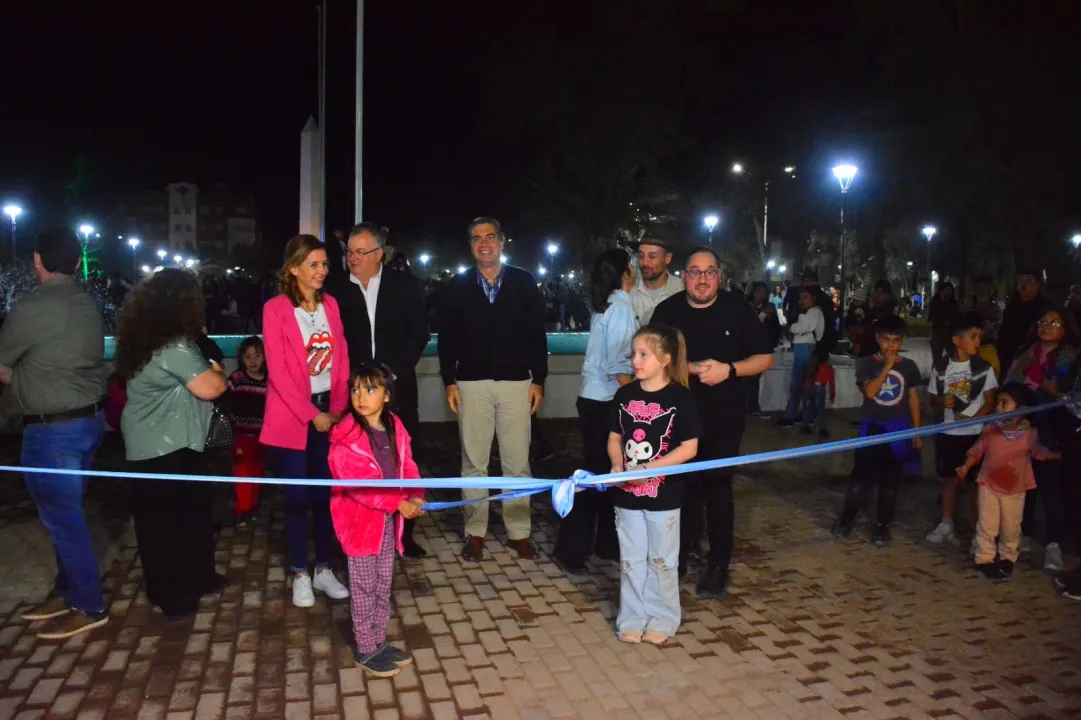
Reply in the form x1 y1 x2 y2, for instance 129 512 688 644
261 234 352 608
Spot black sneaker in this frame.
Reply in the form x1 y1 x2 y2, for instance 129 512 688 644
775 418 796 429
870 524 892 548
695 564 728 600
976 562 1008 582
832 522 854 540
997 560 1015 579
354 647 400 677
377 642 413 667
402 538 428 559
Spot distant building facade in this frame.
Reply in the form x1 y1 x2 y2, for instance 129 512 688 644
115 182 260 260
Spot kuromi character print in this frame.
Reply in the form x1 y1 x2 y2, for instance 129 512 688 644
616 400 677 498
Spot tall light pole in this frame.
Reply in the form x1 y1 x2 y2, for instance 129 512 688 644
1070 234 1081 275
3 204 22 261
732 163 795 274
831 164 858 316
547 242 559 278
78 224 94 280
703 214 719 246
127 237 140 277
922 225 937 298
355 0 365 222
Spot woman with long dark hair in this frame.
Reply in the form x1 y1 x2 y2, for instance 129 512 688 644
553 248 637 573
1005 308 1080 573
928 282 961 363
116 269 228 620
261 235 352 607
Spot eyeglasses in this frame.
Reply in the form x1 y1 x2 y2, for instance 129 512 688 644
1037 320 1063 329
347 247 382 259
684 268 720 280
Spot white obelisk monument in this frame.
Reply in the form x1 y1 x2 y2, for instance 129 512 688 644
299 116 322 239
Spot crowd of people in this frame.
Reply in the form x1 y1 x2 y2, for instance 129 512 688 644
2 223 1080 682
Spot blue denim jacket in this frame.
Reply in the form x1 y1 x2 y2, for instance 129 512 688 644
580 290 638 401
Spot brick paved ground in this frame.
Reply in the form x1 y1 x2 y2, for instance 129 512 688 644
1 415 1079 720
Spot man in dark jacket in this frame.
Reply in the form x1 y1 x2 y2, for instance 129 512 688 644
747 282 780 416
997 270 1054 376
332 222 431 557
438 217 548 561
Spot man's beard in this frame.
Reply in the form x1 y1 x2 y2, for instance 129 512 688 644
640 267 664 283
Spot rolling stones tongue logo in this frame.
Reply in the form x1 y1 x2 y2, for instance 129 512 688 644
305 332 334 376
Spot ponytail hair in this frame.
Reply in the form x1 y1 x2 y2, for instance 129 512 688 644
634 323 689 388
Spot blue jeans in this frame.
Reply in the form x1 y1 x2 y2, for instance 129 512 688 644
785 344 814 419
22 412 106 615
614 507 681 635
803 384 827 429
274 424 338 574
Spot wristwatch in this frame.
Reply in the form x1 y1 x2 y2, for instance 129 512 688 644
727 362 738 378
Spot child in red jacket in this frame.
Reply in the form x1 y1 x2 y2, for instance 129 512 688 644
328 364 425 678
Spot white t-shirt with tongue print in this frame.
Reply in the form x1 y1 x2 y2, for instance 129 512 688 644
294 304 334 395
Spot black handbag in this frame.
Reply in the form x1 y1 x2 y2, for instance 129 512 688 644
205 403 237 450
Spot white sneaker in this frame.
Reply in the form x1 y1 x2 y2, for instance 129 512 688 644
293 574 315 608
1020 536 1034 555
926 520 954 544
313 568 350 599
1044 542 1064 573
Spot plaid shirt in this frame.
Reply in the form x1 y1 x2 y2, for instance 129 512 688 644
477 267 506 304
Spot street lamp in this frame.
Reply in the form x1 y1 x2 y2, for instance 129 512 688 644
731 163 794 273
456 265 467 274
831 164 858 314
140 265 151 274
538 266 547 277
173 254 183 265
703 214 719 246
731 163 744 174
418 253 430 267
127 237 140 276
766 260 776 270
3 204 23 260
185 258 195 268
500 253 508 264
157 249 167 261
922 225 937 297
78 224 94 280
547 242 559 277
1072 233 1081 249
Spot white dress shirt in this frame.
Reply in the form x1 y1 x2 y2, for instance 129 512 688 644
349 266 382 357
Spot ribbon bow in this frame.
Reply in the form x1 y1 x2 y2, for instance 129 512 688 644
551 469 595 518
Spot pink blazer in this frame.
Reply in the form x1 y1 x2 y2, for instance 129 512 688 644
328 413 423 557
260 293 350 450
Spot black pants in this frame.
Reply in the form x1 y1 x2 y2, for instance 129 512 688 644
130 449 218 616
746 375 762 414
1022 459 1066 546
553 398 618 567
680 432 742 572
395 373 421 544
839 438 902 527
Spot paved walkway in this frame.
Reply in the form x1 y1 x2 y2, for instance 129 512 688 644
0 416 1079 720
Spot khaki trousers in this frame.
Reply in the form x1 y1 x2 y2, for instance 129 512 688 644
975 485 1025 564
458 380 533 541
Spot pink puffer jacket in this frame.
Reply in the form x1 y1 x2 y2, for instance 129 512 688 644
328 413 423 557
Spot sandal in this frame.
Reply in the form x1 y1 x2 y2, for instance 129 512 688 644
642 631 669 645
617 631 642 644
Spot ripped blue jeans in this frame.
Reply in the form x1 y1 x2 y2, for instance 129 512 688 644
614 507 681 636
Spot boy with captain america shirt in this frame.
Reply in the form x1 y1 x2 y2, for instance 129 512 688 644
834 315 922 547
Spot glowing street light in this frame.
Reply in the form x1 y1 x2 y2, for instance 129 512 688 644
922 225 938 297
185 258 195 268
127 237 140 276
77 224 95 279
784 166 796 175
778 264 787 275
538 266 547 277
1071 233 1081 249
547 242 559 276
173 254 183 265
568 271 575 281
140 265 151 274
4 204 23 259
731 163 744 174
831 163 858 314
78 224 94 240
456 265 467 274
418 253 431 266
703 214 719 246
157 249 167 261
500 253 508 264
766 260 776 270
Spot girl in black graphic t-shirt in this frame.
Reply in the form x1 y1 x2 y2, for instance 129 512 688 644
607 324 701 645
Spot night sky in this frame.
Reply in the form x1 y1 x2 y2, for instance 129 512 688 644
4 1 1081 276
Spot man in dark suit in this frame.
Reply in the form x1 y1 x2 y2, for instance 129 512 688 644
333 222 431 557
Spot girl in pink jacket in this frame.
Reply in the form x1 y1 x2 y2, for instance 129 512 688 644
328 364 425 678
